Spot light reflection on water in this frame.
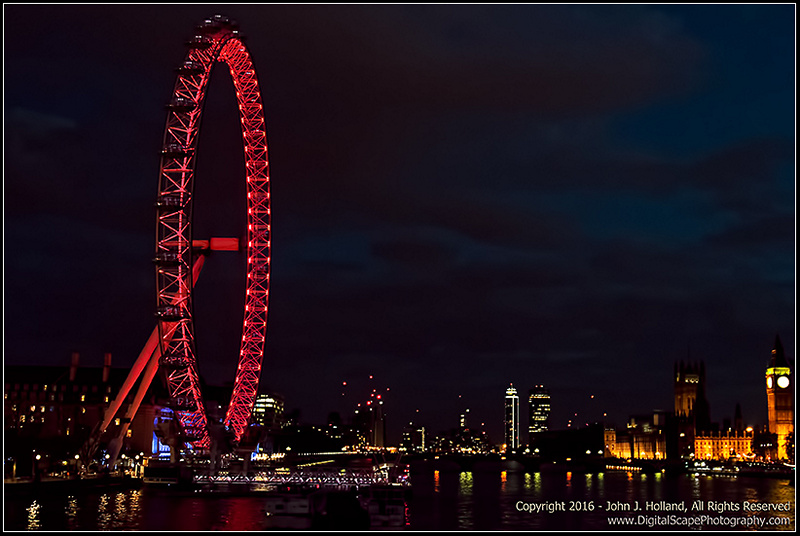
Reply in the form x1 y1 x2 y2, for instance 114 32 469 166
26 500 41 530
65 496 78 530
4 473 796 531
97 493 111 530
410 468 795 531
91 490 145 530
457 471 474 529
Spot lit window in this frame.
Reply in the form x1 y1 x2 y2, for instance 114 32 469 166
80 395 86 402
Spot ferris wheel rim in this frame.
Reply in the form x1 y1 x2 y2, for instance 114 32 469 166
154 15 270 448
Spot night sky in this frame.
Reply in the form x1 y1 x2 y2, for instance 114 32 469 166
4 5 795 444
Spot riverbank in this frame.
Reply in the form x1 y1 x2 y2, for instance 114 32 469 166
4 474 142 495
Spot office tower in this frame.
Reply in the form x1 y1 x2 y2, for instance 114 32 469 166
251 393 285 431
504 384 520 451
460 408 470 430
528 385 551 438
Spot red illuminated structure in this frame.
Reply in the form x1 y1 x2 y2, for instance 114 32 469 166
155 14 270 448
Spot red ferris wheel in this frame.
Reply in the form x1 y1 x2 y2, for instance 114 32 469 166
82 14 270 466
154 14 270 448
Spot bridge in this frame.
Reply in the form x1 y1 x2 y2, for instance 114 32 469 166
194 467 404 488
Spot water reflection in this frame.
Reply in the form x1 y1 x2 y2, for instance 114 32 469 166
459 472 474 494
129 490 142 527
5 473 795 531
216 495 263 531
65 495 78 530
457 472 474 529
531 471 542 496
690 473 701 499
114 492 126 527
97 494 111 530
26 500 41 530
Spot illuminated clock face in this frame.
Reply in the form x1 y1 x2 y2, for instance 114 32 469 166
767 376 773 389
777 376 790 389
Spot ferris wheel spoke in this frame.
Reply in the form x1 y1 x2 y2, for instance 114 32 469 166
155 14 270 450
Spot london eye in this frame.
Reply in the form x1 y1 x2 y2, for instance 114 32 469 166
153 14 271 448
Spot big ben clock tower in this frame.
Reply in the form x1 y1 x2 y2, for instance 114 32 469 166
766 335 793 461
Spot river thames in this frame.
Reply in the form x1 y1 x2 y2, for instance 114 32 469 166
4 470 795 531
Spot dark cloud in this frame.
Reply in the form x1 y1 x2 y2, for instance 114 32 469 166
707 215 794 248
370 237 456 268
3 5 794 442
691 138 795 215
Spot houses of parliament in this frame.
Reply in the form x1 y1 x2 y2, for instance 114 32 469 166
603 335 794 462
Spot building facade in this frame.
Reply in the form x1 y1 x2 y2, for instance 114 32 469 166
251 393 285 431
504 384 520 451
674 360 710 428
401 425 426 453
4 353 162 476
673 360 711 458
617 412 669 460
528 385 551 439
766 335 793 461
694 430 754 460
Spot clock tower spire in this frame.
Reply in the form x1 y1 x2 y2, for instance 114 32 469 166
765 334 793 461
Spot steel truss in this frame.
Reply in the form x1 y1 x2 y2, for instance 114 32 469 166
155 14 270 448
194 468 395 487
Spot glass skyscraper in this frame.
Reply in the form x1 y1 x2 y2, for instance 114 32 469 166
504 384 520 451
528 385 551 439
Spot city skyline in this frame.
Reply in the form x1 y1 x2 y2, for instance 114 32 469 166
4 5 795 444
5 340 790 450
